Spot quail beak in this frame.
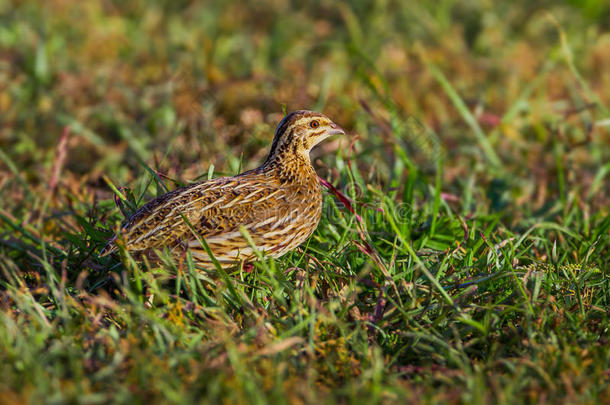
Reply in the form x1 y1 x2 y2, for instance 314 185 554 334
327 122 346 136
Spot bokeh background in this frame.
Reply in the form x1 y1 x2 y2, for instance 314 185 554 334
2 0 609 208
1 0 609 403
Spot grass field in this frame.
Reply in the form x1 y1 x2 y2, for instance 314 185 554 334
1 0 609 403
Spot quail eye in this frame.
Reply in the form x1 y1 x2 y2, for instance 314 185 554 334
310 120 319 129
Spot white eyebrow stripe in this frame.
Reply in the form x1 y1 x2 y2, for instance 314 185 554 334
293 117 308 127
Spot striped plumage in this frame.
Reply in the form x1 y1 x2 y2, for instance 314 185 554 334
100 110 345 268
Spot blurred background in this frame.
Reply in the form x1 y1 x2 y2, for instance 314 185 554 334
1 0 608 218
1 1 610 402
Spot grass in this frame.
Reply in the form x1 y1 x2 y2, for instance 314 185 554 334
1 0 609 403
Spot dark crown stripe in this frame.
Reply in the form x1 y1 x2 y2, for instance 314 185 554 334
266 111 302 161
265 110 328 163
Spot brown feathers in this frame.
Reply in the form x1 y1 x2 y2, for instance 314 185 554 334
100 110 345 268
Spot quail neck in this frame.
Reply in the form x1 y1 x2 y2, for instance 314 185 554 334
261 110 344 182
